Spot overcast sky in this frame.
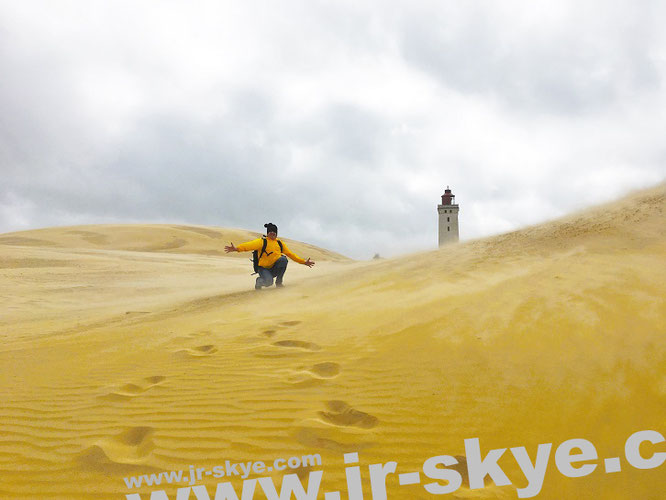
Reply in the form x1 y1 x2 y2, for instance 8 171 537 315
1 0 664 258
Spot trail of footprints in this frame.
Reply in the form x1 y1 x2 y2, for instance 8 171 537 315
89 329 219 468
256 321 334 376
263 320 380 451
93 321 378 465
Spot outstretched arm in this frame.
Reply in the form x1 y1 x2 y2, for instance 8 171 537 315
281 242 315 267
228 238 263 253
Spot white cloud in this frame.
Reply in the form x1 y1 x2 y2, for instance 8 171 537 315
0 0 664 259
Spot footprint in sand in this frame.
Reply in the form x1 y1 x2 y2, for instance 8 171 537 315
175 344 219 357
252 339 321 358
99 376 166 401
310 362 341 378
252 321 322 357
293 426 374 453
319 400 379 429
257 318 300 338
294 427 349 453
117 383 144 395
78 426 157 472
256 320 300 339
273 340 321 351
279 320 302 327
112 426 154 450
287 362 341 387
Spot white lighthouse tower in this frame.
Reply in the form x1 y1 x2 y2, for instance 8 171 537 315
438 186 459 246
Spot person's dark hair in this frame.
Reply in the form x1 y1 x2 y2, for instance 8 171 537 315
264 223 278 235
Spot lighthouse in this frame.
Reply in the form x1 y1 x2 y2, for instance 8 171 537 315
437 186 459 246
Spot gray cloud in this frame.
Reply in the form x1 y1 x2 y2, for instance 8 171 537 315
398 1 663 115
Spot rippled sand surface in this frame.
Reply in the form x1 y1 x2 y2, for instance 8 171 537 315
0 186 664 499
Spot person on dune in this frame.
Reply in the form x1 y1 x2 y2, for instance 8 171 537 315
225 223 315 289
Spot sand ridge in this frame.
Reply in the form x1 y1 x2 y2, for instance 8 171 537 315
0 183 664 499
0 224 351 261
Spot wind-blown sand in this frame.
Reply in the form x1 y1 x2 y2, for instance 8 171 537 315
0 186 664 499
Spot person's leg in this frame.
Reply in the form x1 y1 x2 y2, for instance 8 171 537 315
256 266 274 288
271 256 288 286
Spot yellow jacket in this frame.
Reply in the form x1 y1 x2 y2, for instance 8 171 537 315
236 238 306 268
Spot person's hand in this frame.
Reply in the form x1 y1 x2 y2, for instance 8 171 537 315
224 242 238 253
304 258 315 268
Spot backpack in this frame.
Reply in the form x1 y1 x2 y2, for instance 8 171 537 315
251 237 283 274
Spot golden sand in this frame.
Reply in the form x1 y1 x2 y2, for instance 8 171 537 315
0 186 664 499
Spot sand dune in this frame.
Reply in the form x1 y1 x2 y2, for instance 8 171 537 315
0 223 350 260
0 185 664 499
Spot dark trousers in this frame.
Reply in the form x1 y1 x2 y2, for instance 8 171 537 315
257 255 288 286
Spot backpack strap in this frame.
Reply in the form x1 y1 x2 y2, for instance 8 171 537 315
277 239 283 252
259 237 268 258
